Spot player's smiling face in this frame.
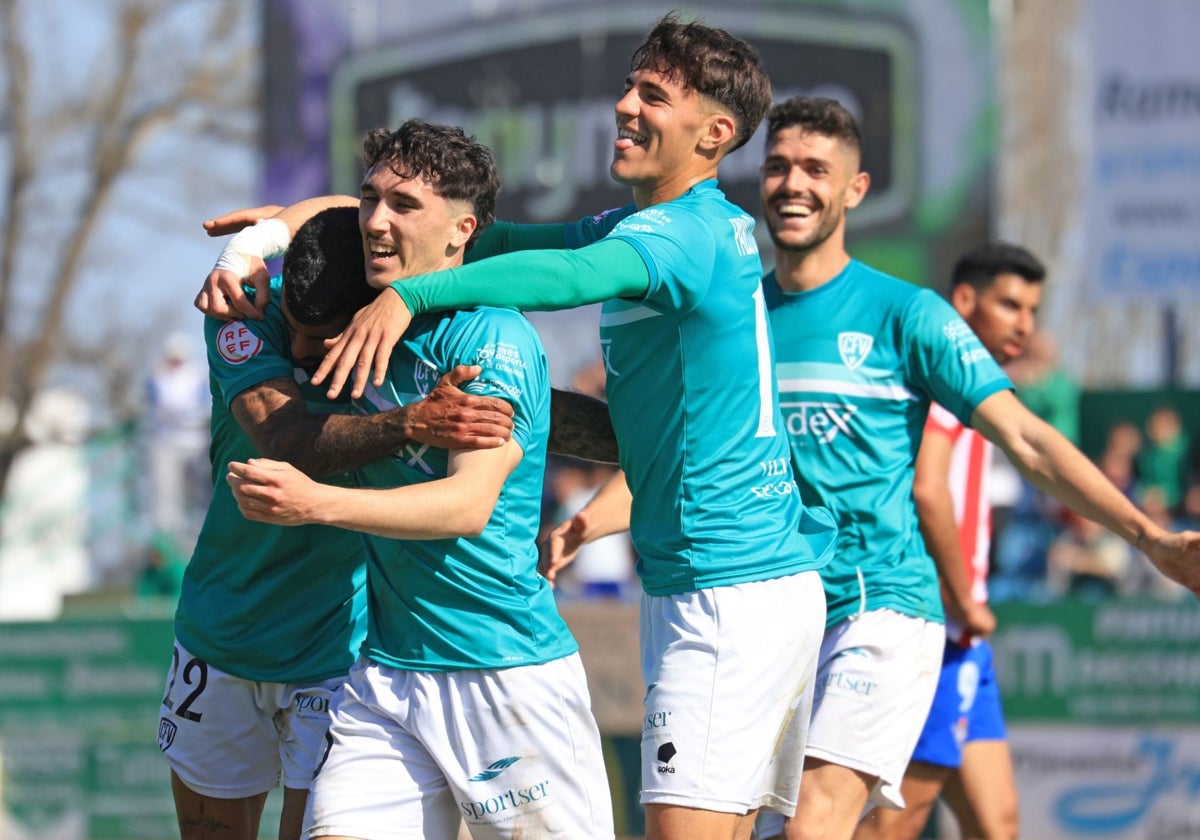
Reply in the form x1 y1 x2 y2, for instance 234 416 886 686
610 67 717 194
358 161 475 289
760 126 868 255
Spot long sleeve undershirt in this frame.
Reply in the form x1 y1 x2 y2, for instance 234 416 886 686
391 238 650 315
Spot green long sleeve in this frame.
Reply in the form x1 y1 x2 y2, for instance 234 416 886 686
391 238 649 315
466 221 569 262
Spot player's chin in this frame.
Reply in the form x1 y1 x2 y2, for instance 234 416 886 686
364 269 393 290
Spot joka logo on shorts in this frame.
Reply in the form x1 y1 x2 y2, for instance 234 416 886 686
469 756 521 782
157 717 178 751
656 742 677 774
837 332 874 371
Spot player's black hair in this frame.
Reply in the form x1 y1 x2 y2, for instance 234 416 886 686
632 12 772 152
766 96 863 161
361 119 499 248
282 207 375 326
951 242 1047 291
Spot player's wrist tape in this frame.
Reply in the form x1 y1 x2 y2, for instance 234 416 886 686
212 218 291 276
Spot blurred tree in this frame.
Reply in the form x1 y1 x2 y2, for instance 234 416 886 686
0 0 256 492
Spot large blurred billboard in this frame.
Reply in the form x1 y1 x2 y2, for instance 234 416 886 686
261 0 996 382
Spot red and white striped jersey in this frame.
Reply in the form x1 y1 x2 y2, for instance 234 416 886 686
925 402 993 644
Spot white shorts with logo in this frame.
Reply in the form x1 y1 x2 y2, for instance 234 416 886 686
639 570 826 817
810 609 944 806
157 639 343 798
304 653 614 840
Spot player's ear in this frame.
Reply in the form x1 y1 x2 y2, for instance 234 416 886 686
700 112 738 154
843 170 870 210
449 214 477 250
950 282 976 316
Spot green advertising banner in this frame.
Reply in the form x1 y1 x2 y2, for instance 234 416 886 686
991 599 1200 722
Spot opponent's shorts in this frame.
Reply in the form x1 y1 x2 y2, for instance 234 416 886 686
157 638 343 799
910 639 1006 769
304 654 614 840
638 570 826 817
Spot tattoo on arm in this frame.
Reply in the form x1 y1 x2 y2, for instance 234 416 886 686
231 377 414 477
548 388 618 464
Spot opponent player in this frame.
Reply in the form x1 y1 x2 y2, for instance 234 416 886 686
854 242 1046 840
752 96 1200 840
227 119 614 839
230 16 836 840
162 206 514 840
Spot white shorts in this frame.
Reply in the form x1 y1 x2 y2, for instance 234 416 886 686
639 571 826 816
805 609 944 808
305 654 614 840
157 639 343 798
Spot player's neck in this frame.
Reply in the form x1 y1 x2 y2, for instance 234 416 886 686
632 160 719 209
773 243 852 293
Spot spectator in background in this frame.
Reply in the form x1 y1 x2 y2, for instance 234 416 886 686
1137 405 1190 511
1098 420 1143 499
145 332 210 549
548 459 635 598
1045 508 1135 600
1006 329 1080 444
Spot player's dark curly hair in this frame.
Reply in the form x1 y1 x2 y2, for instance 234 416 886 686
361 119 499 248
283 207 376 326
766 97 863 160
952 242 1046 291
632 13 772 152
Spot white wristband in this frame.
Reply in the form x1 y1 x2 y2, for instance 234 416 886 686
212 218 292 277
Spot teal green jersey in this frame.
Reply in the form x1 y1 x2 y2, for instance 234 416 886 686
176 287 368 683
600 180 837 595
764 261 1011 627
353 307 576 671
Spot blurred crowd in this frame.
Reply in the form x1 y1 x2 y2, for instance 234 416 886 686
988 332 1196 604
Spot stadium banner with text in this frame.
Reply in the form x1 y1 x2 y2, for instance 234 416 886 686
1083 0 1200 301
261 0 995 384
990 600 1200 839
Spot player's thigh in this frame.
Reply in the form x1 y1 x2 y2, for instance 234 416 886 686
804 610 945 810
640 572 825 819
305 664 462 840
944 740 1018 840
426 654 616 840
645 802 758 840
171 769 268 840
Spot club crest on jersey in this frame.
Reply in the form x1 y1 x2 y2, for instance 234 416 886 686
216 321 263 365
837 332 874 371
413 359 439 397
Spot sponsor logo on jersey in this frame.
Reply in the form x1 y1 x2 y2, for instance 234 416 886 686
781 402 858 444
837 331 874 370
216 322 263 365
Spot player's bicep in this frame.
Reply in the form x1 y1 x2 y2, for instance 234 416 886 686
445 439 525 527
230 377 307 454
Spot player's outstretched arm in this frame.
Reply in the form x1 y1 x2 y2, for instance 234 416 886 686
538 470 632 584
314 239 651 399
972 389 1200 597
